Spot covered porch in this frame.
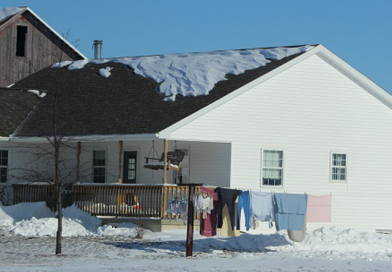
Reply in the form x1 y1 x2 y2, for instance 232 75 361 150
10 137 231 230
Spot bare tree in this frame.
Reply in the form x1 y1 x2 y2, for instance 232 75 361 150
9 31 84 254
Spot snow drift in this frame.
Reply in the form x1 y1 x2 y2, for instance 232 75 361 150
0 202 140 237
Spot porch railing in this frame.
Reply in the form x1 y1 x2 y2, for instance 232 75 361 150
73 184 201 218
12 183 202 218
13 184 55 210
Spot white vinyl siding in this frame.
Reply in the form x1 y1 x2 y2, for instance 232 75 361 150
169 53 392 232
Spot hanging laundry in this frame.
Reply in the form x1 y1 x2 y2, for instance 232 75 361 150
237 190 251 231
249 191 274 228
215 187 242 231
199 187 219 237
273 193 307 231
307 194 332 222
194 191 214 219
166 195 188 224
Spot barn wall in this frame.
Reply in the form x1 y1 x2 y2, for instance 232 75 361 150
0 12 80 87
169 53 392 232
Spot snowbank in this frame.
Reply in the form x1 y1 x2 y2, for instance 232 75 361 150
0 202 140 237
0 202 53 226
52 45 313 101
275 227 392 260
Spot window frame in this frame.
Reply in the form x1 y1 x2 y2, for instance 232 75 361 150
92 150 106 183
330 152 348 182
260 149 284 187
0 149 9 184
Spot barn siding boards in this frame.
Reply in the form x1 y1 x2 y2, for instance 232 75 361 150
0 10 83 87
169 54 392 232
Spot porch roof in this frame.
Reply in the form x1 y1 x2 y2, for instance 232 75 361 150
8 46 309 138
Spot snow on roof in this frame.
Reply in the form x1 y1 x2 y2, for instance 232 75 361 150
0 7 25 23
53 45 314 101
98 67 112 78
27 89 47 98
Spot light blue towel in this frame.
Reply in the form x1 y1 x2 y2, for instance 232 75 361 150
250 192 274 228
274 193 307 231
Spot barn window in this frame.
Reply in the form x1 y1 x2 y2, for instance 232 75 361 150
93 150 106 183
262 150 283 186
16 25 28 57
331 153 347 181
0 150 8 183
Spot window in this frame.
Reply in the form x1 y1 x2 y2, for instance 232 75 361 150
331 153 347 181
0 150 8 183
93 151 106 183
16 26 28 57
262 150 283 186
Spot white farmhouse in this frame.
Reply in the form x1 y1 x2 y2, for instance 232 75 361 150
1 44 391 232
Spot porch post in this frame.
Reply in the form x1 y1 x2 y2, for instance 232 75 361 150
118 140 123 184
163 139 168 184
76 142 81 182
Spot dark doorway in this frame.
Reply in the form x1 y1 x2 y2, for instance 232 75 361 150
16 26 28 57
123 151 137 183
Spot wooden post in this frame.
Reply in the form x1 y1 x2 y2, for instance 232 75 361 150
163 139 168 184
118 140 123 184
76 142 81 182
185 183 203 257
117 141 123 216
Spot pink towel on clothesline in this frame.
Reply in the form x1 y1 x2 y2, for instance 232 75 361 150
307 195 332 222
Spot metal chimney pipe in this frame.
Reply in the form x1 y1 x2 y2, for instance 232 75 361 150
93 40 102 59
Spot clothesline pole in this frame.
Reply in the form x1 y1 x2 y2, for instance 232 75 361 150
185 183 203 257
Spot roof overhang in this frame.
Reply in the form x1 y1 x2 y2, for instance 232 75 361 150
0 137 10 142
10 133 160 143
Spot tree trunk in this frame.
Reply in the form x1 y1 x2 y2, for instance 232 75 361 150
55 187 62 254
54 141 62 255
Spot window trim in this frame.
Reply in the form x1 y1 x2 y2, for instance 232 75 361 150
260 148 284 188
330 152 348 182
0 149 9 184
92 150 106 183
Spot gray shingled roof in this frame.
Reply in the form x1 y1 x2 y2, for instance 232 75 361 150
9 46 310 138
0 88 40 137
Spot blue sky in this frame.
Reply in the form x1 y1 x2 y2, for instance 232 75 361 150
3 0 392 93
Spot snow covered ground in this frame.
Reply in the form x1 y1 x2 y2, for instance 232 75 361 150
1 202 392 272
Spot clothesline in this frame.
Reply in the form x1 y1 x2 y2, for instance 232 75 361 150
198 185 333 196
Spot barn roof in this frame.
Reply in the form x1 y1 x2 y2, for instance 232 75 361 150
7 45 314 138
